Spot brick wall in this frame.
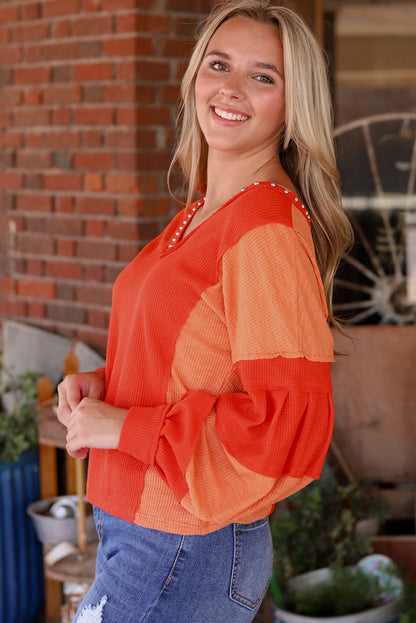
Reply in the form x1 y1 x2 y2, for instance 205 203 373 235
0 0 212 355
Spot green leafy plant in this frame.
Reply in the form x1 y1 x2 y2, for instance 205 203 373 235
399 576 416 623
286 565 396 617
0 358 41 464
272 467 390 581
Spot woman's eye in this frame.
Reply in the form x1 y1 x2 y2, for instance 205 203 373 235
209 60 228 71
255 74 274 84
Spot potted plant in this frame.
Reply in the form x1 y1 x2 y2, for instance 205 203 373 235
269 465 404 622
0 358 44 623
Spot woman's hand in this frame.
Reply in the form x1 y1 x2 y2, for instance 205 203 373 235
57 370 106 427
65 398 127 459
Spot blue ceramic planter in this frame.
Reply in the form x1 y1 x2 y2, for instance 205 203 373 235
0 448 44 623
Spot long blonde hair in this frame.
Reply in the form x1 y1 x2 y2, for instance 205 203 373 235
169 0 353 323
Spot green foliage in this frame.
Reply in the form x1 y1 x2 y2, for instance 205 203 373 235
399 576 416 623
286 565 398 618
0 358 41 464
271 467 391 583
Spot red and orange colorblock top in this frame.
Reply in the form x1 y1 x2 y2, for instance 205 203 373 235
87 182 335 535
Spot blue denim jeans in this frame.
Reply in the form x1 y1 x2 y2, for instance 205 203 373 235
73 507 273 623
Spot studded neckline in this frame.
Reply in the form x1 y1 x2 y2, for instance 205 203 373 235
166 181 310 250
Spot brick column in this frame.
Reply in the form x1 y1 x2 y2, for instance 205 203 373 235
0 0 212 354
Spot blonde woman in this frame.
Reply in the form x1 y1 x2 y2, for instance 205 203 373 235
57 2 352 621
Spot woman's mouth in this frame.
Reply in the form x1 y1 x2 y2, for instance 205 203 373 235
213 107 249 122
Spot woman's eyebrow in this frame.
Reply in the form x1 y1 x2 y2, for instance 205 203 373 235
204 51 283 79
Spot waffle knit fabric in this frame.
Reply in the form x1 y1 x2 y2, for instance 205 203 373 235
87 182 335 535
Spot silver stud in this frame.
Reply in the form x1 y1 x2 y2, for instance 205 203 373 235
183 220 187 224
241 187 246 191
295 197 299 202
254 181 259 186
172 238 177 242
179 226 184 230
168 244 173 248
302 204 305 209
271 183 276 187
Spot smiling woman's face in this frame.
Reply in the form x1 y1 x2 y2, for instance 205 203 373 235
195 16 285 160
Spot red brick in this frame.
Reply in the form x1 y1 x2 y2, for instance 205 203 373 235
162 37 194 58
76 196 115 215
22 3 41 20
104 84 138 104
85 219 105 237
23 44 42 63
84 84 105 103
17 150 51 169
85 263 104 282
0 172 23 189
136 151 171 171
44 172 82 191
117 152 138 172
28 302 46 319
74 151 114 170
137 107 171 126
24 88 42 105
44 130 80 149
0 46 21 65
87 309 109 330
52 19 71 39
25 132 42 147
44 41 81 62
115 107 137 126
19 234 54 255
106 173 139 194
74 108 113 125
0 132 22 149
0 5 19 24
104 36 153 57
73 15 112 37
46 301 87 324
17 194 53 212
1 299 27 317
77 283 112 306
24 173 43 189
17 279 55 299
1 277 16 296
108 220 140 240
74 62 113 82
84 173 103 192
57 239 75 257
118 241 141 263
76 329 107 357
83 0 101 12
43 0 79 18
13 23 49 43
103 0 139 9
55 196 74 213
46 260 83 280
105 128 142 149
45 217 82 237
14 108 50 126
82 130 103 147
0 26 9 45
53 108 71 125
78 239 116 261
43 85 82 105
135 14 170 34
26 259 44 276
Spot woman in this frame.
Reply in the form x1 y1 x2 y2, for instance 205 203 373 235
57 2 352 621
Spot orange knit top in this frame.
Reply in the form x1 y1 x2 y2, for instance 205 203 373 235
86 182 334 535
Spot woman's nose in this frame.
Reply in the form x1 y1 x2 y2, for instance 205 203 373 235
219 74 245 100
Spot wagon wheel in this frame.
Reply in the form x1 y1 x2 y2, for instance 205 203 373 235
333 113 416 324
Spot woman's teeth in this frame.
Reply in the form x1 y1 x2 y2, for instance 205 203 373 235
214 107 248 122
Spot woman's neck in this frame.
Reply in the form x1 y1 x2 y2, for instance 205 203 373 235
203 152 295 215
